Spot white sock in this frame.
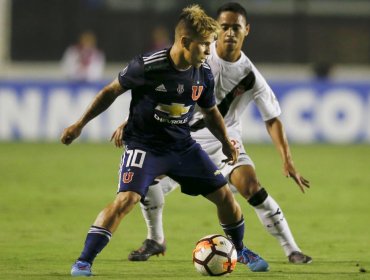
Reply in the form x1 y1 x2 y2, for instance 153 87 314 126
253 195 301 256
140 183 165 244
140 177 179 244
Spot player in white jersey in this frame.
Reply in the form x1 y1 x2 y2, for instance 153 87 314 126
112 2 312 264
189 40 282 180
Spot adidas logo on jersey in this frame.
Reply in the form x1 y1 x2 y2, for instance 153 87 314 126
155 84 167 92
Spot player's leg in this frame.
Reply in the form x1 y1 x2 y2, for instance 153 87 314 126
72 145 164 275
230 164 312 264
127 176 179 261
140 176 178 243
128 179 165 261
140 181 165 243
171 142 268 272
204 185 268 272
194 133 311 263
204 185 243 246
71 191 141 276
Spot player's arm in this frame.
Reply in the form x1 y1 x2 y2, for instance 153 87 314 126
61 78 128 145
110 120 127 148
265 117 310 193
200 105 238 165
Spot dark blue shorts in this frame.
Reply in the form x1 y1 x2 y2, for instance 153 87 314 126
117 142 227 198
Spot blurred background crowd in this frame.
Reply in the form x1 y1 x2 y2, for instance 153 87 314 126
1 0 369 80
0 0 369 143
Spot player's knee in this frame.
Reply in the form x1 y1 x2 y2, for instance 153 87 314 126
247 179 260 197
207 186 242 222
223 189 242 220
237 176 260 199
231 166 261 199
206 185 232 205
220 186 240 209
114 191 141 214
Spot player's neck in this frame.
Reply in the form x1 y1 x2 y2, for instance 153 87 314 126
169 45 192 71
216 44 241 63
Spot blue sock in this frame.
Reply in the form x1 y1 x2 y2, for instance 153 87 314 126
220 217 245 251
78 226 112 264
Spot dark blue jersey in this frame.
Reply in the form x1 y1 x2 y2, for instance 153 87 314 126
118 48 216 152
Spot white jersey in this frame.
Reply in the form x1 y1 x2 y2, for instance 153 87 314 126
190 42 281 184
191 41 281 136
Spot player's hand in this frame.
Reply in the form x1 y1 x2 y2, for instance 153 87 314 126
221 140 239 165
60 123 83 145
110 121 127 148
283 159 310 193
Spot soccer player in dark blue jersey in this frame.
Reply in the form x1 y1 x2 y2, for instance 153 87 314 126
113 2 311 267
61 5 268 276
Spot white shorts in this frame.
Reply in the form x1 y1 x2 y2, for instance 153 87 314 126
160 127 255 194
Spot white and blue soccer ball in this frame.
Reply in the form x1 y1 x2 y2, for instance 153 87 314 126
192 234 237 276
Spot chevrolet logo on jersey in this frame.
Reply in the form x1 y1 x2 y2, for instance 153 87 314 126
155 103 191 118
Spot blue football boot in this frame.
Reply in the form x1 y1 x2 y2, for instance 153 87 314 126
237 247 269 272
71 260 92 277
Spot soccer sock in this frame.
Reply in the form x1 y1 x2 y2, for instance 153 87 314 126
248 188 301 256
78 226 112 264
140 181 165 244
220 217 245 251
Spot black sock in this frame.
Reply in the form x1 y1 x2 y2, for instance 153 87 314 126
78 226 112 264
220 217 245 251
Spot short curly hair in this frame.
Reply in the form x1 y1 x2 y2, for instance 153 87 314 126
175 4 220 40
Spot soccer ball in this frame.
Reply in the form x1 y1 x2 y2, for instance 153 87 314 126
192 234 237 276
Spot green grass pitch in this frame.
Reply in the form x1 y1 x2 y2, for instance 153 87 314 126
0 142 369 279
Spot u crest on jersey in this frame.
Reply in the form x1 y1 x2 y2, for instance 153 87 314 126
122 172 134 183
192 85 204 101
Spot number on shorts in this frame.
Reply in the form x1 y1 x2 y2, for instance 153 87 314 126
125 149 146 168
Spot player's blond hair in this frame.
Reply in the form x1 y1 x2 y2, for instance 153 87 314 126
175 4 220 40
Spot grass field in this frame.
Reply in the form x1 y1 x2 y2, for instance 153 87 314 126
0 142 369 280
